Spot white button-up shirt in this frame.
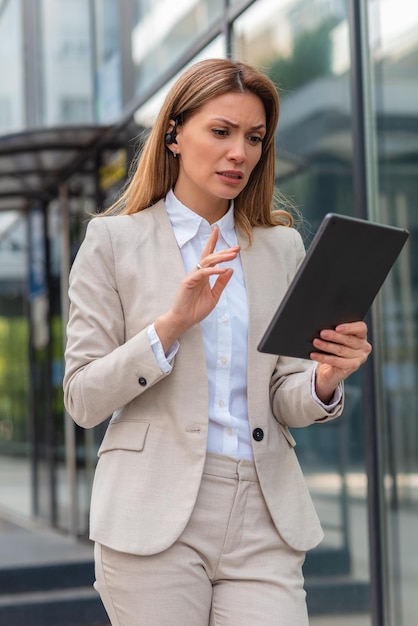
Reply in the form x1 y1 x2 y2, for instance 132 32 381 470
148 190 341 460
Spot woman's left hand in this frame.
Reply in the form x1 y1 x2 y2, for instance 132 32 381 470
310 321 372 404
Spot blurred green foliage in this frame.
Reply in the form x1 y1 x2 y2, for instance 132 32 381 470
0 316 29 446
268 19 339 92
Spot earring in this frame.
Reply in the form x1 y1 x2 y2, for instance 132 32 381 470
172 150 177 158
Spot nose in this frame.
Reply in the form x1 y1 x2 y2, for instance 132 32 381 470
226 137 246 163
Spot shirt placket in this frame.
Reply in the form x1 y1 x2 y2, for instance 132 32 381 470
214 291 237 457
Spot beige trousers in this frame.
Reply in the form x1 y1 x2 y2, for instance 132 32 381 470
94 453 309 626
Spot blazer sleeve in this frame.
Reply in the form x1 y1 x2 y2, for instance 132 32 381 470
63 218 170 429
269 228 344 427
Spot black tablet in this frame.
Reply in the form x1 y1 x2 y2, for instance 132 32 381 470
257 213 409 359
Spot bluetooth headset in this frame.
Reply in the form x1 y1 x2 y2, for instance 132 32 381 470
165 117 180 145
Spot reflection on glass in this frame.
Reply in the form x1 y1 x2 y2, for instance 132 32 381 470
370 1 418 624
41 0 93 125
132 0 224 97
0 0 24 134
94 0 122 123
234 1 370 623
134 36 225 128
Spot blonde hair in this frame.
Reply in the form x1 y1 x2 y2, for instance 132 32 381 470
102 58 293 239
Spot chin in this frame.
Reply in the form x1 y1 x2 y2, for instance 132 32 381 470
217 187 243 200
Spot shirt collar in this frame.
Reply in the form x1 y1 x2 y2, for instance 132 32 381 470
164 189 236 248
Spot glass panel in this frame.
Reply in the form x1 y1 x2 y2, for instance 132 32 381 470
134 36 225 128
132 0 224 97
368 1 418 624
48 187 99 535
234 1 371 623
0 211 30 516
41 0 94 125
94 0 122 123
28 204 56 522
0 0 24 134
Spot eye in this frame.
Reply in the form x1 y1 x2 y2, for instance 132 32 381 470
248 135 263 145
212 128 229 137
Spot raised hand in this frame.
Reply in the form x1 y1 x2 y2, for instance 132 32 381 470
155 227 240 352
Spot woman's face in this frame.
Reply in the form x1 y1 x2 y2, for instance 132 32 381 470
171 91 266 221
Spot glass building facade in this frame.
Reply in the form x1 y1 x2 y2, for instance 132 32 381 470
0 1 417 624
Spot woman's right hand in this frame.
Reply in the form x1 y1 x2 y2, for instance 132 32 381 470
154 227 239 352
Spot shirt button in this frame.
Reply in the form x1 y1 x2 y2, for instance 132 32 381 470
220 357 228 366
227 428 233 436
218 399 225 407
252 428 264 442
138 377 147 386
220 315 228 323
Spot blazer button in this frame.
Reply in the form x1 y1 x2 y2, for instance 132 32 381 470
138 377 147 386
252 428 264 442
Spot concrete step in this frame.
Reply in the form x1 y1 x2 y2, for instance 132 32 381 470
0 566 369 622
0 560 95 594
0 587 108 626
0 562 109 626
304 546 370 615
306 576 370 615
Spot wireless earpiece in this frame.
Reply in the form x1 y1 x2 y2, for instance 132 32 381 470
164 131 176 144
165 117 179 144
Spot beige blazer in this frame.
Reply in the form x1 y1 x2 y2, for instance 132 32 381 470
63 200 343 555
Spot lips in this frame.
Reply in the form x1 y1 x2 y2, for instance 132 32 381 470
217 170 243 180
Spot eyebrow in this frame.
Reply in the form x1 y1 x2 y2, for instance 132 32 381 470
211 117 266 131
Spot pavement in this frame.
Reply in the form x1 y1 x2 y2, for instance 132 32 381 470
0 511 93 568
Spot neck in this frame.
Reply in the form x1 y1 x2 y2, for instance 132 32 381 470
203 203 229 224
172 187 230 224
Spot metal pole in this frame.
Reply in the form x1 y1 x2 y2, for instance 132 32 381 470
26 207 39 518
59 183 78 537
347 2 387 625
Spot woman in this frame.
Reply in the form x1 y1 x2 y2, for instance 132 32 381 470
64 58 371 626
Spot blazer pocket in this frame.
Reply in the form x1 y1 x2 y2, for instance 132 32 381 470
98 421 150 456
278 423 297 448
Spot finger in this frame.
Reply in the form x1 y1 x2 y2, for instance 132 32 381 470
311 346 361 370
312 339 371 368
319 328 367 350
312 337 350 358
334 320 368 338
211 268 234 299
187 266 231 285
314 334 370 358
310 350 349 370
310 354 365 382
196 246 240 271
205 247 240 265
201 227 219 258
